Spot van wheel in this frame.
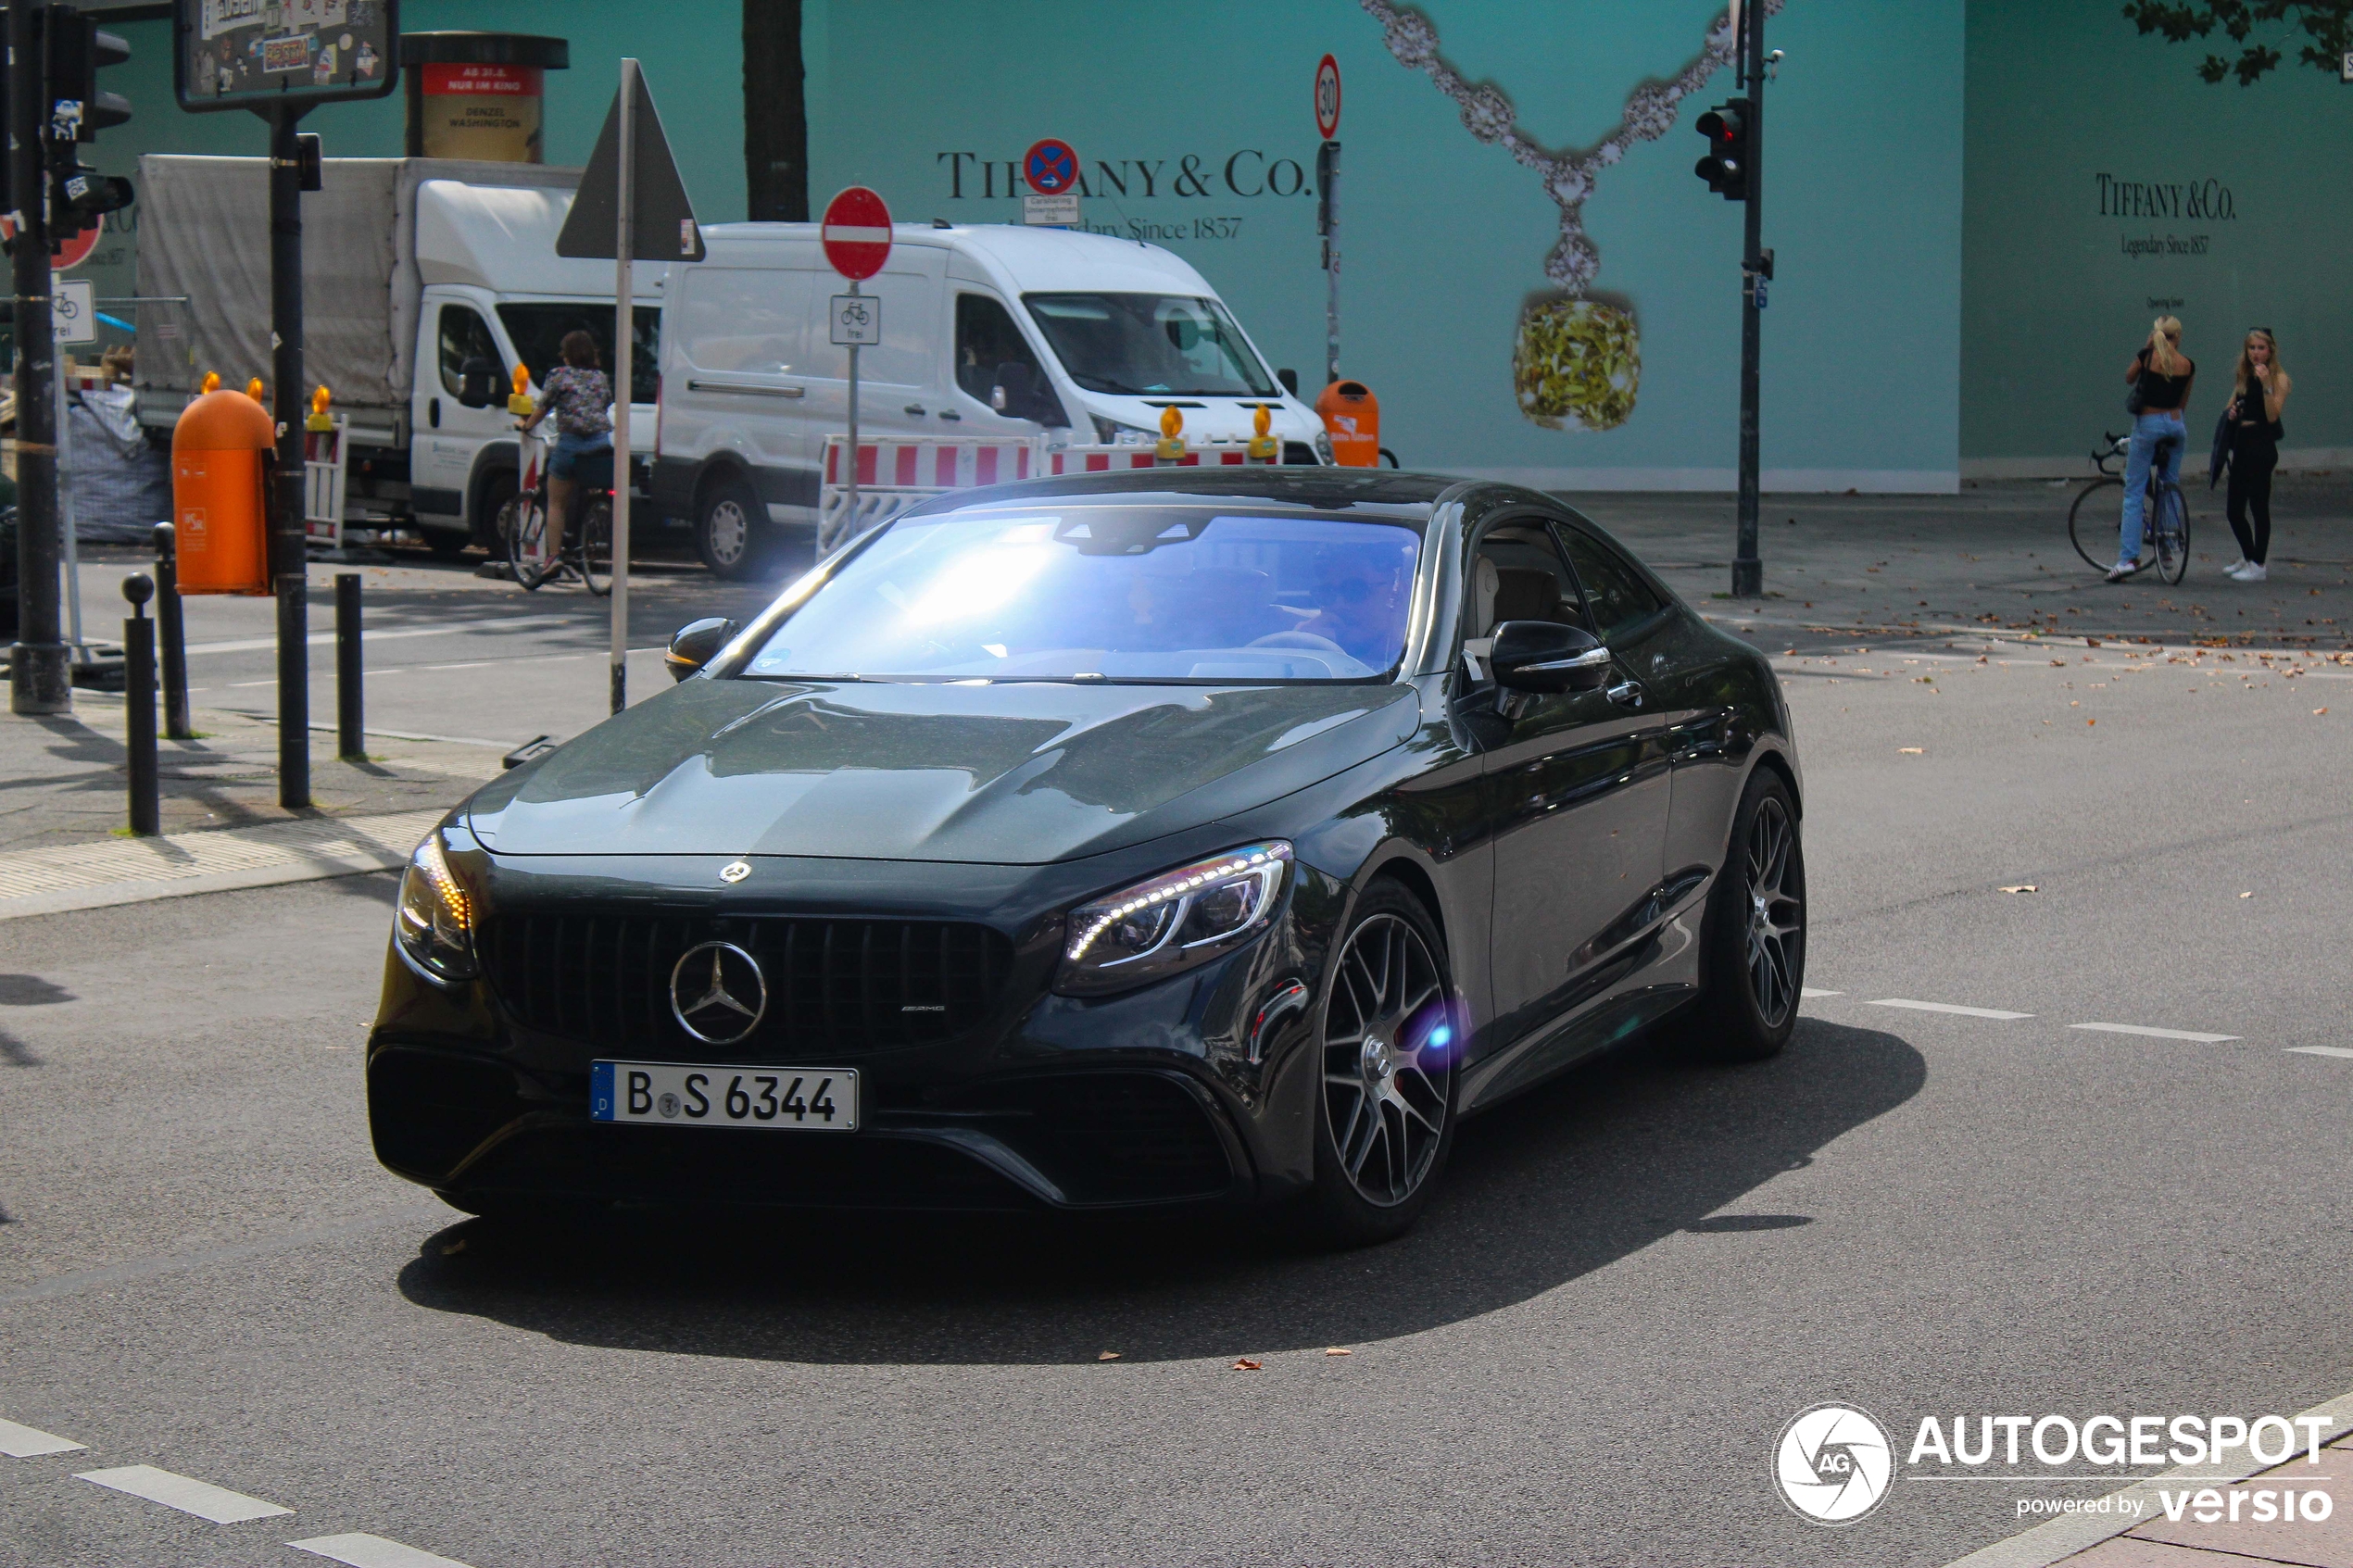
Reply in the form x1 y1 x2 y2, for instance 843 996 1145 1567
696 476 766 580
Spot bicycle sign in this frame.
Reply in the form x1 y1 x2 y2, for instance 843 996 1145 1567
830 293 881 346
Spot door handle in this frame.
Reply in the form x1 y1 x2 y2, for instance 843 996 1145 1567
685 379 804 398
937 409 962 420
1606 679 1644 708
903 404 927 416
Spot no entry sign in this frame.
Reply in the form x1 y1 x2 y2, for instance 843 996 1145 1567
822 186 893 281
1315 54 1342 139
1024 139 1080 195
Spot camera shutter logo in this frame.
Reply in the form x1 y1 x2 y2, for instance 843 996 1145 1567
1774 1404 1894 1525
669 942 767 1045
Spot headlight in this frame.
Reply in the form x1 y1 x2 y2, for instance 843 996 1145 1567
395 831 478 982
1091 413 1157 446
1056 842 1291 997
1313 429 1334 464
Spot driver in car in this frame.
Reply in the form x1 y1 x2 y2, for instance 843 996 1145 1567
1289 549 1411 669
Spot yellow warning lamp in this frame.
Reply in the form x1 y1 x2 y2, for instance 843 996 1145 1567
1246 404 1278 461
507 361 535 418
201 371 221 394
245 377 265 403
1154 403 1187 462
306 385 334 433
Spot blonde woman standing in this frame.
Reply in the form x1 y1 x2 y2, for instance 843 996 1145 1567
2111 316 2195 583
2221 328 2289 582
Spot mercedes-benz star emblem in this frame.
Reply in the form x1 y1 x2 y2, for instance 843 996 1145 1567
669 941 768 1045
720 860 752 884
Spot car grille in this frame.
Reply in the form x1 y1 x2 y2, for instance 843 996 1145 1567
484 912 1015 1054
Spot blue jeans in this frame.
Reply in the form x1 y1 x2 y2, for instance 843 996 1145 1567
2119 410 2184 567
551 431 611 480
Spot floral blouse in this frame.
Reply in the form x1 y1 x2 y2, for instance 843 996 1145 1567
538 366 612 439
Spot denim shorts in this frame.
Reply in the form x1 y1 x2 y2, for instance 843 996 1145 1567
550 431 612 480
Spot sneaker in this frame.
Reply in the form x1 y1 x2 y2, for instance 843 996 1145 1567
2236 562 2267 583
2222 558 2246 575
2105 563 2136 583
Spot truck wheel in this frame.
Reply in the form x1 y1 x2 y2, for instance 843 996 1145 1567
695 476 767 580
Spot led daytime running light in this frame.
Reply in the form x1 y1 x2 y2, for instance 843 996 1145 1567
415 834 472 932
1066 843 1290 964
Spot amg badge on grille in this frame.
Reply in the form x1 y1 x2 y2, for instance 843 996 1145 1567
720 860 752 884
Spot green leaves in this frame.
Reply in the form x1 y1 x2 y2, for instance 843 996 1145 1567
2122 0 2353 84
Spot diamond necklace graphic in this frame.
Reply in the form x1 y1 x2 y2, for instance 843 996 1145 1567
1359 0 1781 430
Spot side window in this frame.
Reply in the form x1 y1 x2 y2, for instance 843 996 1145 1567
1558 528 1666 644
436 305 502 397
1467 523 1588 642
954 293 1044 402
677 269 810 375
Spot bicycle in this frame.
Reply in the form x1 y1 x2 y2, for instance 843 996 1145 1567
501 425 614 595
2068 429 2189 583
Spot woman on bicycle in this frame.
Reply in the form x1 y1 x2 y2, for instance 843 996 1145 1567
2112 316 2194 583
2221 328 2289 583
519 330 613 571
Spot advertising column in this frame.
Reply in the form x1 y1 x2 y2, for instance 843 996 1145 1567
401 33 571 162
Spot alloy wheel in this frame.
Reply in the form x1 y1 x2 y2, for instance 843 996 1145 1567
1321 912 1452 1207
1743 796 1805 1028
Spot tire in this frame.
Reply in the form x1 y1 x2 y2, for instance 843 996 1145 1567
1290 880 1459 1248
578 498 612 597
695 474 766 580
503 491 549 591
2068 477 2122 571
2153 482 2189 583
1682 770 1806 1063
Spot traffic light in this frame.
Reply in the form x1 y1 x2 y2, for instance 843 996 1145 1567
1692 101 1748 201
44 13 133 239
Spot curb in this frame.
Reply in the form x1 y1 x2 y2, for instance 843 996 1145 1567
0 808 445 921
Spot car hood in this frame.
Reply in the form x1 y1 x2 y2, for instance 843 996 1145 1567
465 677 1418 863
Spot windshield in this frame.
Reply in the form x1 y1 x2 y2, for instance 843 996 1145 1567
497 304 661 406
1023 294 1277 396
739 506 1422 683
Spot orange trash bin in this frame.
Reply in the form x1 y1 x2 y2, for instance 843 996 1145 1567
1315 380 1380 467
172 387 277 596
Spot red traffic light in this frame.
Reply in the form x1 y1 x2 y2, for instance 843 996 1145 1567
1692 100 1750 201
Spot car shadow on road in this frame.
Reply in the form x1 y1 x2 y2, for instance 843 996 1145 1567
395 1019 1922 1364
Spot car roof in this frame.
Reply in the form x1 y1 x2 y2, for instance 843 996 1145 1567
910 466 1473 517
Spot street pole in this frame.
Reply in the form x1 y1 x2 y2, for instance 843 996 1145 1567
269 105 311 806
845 280 861 537
609 57 635 717
9 0 69 716
1730 0 1767 600
1318 140 1340 388
55 359 84 659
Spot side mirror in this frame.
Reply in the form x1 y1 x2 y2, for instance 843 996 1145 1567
1489 621 1611 694
1277 368 1301 396
457 357 500 409
990 360 1042 420
664 617 739 682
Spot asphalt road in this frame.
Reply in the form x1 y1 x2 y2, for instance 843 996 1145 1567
4 490 2350 1566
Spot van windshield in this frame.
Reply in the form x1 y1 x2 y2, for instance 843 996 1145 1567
498 304 661 405
1022 294 1277 397
738 505 1422 683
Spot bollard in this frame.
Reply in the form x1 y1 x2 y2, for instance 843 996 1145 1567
152 522 194 741
121 573 159 837
334 571 363 761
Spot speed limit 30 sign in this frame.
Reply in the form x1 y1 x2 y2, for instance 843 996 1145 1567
1315 54 1341 140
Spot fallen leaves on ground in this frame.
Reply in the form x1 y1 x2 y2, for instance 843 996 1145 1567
1898 747 1923 754
1999 884 2038 894
2240 892 2253 899
1325 1348 1353 1358
1231 1358 1264 1372
1098 1351 1121 1361
2316 708 2330 716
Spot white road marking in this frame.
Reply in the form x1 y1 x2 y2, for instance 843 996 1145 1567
2287 1046 2353 1060
423 662 489 671
1868 998 2034 1020
182 614 577 657
1801 987 1843 997
290 1532 478 1568
230 678 276 687
75 1464 292 1523
2070 1022 2240 1043
0 1417 84 1457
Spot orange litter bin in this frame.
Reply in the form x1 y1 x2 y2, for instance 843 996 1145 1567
171 385 277 596
1315 380 1380 468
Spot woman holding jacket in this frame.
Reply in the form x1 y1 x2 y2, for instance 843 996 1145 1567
2221 328 2290 583
2112 316 2194 583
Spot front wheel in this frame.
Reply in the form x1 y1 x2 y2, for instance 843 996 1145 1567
2152 481 2189 584
502 492 549 590
1289 881 1458 1248
1681 770 1806 1063
2068 477 2123 572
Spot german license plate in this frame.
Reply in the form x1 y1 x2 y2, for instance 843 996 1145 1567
590 1061 859 1132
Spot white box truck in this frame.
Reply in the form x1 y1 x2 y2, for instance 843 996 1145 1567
135 156 661 558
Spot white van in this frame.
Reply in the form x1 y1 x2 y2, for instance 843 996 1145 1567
651 222 1333 577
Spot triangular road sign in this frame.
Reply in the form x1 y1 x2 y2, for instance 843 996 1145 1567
557 68 707 262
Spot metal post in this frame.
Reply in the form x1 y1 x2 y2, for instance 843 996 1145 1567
334 571 363 760
56 369 84 659
122 572 157 836
268 105 311 805
9 0 69 716
845 280 861 538
153 522 192 740
1730 1 1767 600
609 57 636 717
1320 140 1340 388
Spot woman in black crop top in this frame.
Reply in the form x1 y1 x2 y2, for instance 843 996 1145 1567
2110 317 2195 582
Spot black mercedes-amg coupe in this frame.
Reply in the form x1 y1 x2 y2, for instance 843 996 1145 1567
370 468 1806 1243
